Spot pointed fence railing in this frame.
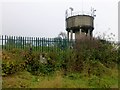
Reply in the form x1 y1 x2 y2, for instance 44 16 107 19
0 35 74 52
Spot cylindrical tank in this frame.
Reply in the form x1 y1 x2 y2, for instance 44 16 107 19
66 14 94 40
66 15 94 33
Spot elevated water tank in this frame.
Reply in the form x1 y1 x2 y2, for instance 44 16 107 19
65 9 96 40
66 15 94 33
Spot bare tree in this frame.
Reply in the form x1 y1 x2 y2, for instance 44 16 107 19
58 32 67 39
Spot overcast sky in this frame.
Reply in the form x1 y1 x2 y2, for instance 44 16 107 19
0 0 119 41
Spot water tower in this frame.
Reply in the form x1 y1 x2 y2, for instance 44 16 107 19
65 7 96 40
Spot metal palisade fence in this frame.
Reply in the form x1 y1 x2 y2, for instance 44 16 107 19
0 35 73 52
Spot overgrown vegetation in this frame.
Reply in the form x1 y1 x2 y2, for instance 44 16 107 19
2 36 119 88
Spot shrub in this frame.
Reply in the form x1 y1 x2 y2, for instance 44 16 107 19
2 61 25 76
2 50 26 76
63 36 118 74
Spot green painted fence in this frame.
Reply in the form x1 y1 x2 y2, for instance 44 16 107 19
0 35 73 52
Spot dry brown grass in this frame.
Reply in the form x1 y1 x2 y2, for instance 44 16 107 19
2 71 33 88
2 69 118 88
34 71 63 88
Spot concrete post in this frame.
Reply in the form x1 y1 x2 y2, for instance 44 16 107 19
75 31 79 43
79 29 81 34
90 31 93 37
88 29 91 36
67 31 69 40
70 30 73 41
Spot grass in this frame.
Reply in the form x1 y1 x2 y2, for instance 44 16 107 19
2 69 118 88
1 46 119 88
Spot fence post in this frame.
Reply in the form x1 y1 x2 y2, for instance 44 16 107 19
47 38 50 52
29 37 32 55
23 37 24 49
36 37 37 51
4 35 6 50
13 36 15 49
11 36 13 50
53 38 55 52
15 36 16 49
7 36 9 51
20 36 22 49
42 38 43 52
16 36 18 49
40 38 42 52
52 38 57 51
24 37 26 49
38 37 40 51
34 37 36 51
2 35 3 50
26 37 29 50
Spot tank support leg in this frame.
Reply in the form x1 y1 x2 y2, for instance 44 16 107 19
70 30 73 41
